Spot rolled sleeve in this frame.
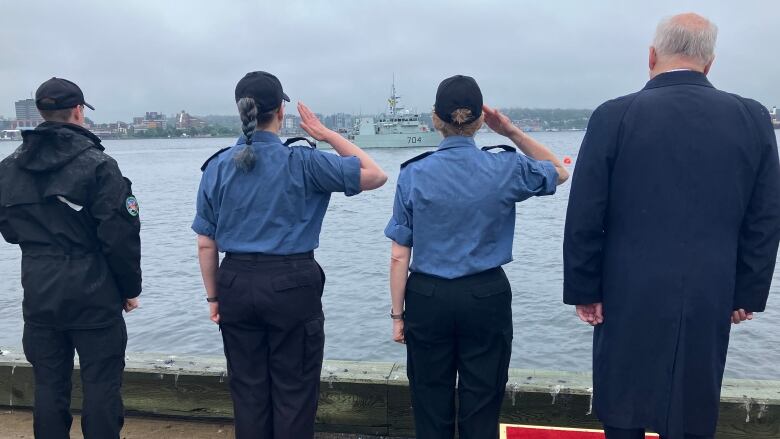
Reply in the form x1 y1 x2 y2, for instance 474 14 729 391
192 215 215 239
510 154 558 202
384 182 413 246
192 173 217 239
306 150 362 196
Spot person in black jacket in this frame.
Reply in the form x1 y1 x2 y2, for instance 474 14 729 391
0 77 141 439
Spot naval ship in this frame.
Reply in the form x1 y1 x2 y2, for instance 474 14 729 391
320 81 441 149
772 106 780 129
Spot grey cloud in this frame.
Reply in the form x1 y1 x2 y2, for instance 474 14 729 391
1 0 778 123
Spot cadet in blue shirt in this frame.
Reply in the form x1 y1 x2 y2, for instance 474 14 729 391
193 71 387 439
385 75 569 439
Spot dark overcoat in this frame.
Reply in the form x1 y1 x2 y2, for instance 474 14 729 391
563 71 780 438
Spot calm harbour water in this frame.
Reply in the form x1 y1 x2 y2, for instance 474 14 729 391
0 131 778 380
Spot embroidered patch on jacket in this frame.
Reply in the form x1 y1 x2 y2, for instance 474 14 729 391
126 196 139 217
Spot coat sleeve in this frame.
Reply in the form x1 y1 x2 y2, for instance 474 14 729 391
563 101 623 305
88 159 142 299
734 104 780 312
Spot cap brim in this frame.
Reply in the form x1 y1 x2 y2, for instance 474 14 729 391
84 102 95 110
282 92 290 102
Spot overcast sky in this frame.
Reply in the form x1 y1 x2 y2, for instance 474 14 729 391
1 0 778 123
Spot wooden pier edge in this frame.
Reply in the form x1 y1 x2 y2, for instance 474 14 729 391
0 352 778 438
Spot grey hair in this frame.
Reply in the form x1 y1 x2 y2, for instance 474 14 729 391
235 97 258 172
653 15 718 65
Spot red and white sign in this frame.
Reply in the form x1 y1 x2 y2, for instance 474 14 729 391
500 424 659 438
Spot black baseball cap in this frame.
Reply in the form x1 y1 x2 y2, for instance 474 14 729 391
35 77 94 111
434 75 483 125
235 71 290 113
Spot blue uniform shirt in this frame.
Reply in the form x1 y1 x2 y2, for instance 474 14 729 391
193 131 361 254
384 135 558 279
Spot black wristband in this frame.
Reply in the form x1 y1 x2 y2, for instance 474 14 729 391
206 296 218 303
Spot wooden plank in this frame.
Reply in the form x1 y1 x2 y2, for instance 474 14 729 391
386 363 414 437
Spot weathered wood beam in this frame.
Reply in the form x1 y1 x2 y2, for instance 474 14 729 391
0 351 777 437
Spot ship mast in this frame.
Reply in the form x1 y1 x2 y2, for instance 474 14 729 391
388 74 400 117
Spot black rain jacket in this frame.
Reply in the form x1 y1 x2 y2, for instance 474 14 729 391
0 122 141 329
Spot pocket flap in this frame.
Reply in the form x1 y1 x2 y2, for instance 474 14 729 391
272 275 314 292
406 275 436 297
304 318 324 337
471 279 510 298
217 271 237 288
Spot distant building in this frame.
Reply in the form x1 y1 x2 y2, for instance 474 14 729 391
512 118 544 132
282 114 302 135
0 116 12 131
1 129 22 141
175 110 207 130
332 113 354 133
15 99 43 129
132 112 167 132
91 121 129 138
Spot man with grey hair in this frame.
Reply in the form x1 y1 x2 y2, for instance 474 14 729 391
564 13 780 439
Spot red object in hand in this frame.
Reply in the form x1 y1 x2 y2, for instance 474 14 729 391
502 425 659 438
563 156 573 165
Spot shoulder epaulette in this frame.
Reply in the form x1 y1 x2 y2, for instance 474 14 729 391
200 147 231 172
284 137 317 148
481 145 516 153
400 151 436 169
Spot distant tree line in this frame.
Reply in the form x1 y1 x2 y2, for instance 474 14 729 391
500 108 593 130
119 108 592 139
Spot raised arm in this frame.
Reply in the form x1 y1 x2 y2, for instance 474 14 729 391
298 102 387 190
483 105 569 184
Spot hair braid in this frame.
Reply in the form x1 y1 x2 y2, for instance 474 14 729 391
235 97 258 172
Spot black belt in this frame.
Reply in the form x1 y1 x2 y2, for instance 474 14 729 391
225 251 314 262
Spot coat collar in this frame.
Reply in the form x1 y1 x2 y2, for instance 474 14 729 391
643 70 714 90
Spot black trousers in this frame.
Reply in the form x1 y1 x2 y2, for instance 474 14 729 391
604 425 713 439
218 252 325 439
22 320 127 439
404 267 513 439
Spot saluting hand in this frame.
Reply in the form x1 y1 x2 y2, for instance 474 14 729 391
731 308 753 324
483 105 518 137
393 320 405 344
575 303 603 326
298 102 333 142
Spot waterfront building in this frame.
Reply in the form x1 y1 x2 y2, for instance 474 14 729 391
91 121 129 138
0 116 12 131
513 118 544 132
281 114 302 135
176 110 207 131
132 112 167 132
14 98 43 129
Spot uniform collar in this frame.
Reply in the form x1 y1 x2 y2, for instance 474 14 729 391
643 70 714 90
236 130 281 146
437 135 478 151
